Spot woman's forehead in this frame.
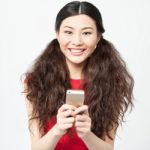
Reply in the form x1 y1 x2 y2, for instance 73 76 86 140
60 14 97 30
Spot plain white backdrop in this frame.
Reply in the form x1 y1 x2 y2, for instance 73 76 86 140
0 0 150 149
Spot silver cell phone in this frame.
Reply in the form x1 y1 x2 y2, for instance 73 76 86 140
66 89 85 107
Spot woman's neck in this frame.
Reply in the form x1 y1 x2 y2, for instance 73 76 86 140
66 61 84 79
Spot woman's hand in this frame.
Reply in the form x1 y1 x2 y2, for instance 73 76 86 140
54 104 76 136
74 105 91 138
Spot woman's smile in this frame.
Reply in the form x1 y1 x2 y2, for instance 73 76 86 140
68 48 86 56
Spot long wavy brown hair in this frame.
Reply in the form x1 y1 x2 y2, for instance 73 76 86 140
24 1 134 140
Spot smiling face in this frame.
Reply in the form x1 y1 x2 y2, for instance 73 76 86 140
56 14 100 66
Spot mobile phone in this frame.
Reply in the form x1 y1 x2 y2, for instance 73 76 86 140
66 89 85 107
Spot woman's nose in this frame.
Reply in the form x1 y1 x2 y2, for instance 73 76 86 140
71 34 83 46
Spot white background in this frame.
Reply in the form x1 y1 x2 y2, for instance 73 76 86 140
0 0 150 149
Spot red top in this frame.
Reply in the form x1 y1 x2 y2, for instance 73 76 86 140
44 79 88 150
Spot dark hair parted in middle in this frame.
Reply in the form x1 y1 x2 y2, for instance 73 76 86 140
55 1 105 33
25 1 134 140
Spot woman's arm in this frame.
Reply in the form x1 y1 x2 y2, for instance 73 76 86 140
24 84 76 150
24 94 61 150
74 105 116 150
29 123 63 150
81 131 114 150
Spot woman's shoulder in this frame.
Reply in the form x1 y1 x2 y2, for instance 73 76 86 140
23 74 32 84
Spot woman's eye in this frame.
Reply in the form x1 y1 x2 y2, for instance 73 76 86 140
83 32 92 35
64 31 72 35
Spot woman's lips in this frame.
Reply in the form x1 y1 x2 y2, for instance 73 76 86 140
69 48 85 56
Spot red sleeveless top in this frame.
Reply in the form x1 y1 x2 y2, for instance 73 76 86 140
44 79 88 150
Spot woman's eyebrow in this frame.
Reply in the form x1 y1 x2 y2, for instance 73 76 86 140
82 27 94 30
63 26 74 29
63 26 94 30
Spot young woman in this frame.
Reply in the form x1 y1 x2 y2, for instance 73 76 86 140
24 1 134 150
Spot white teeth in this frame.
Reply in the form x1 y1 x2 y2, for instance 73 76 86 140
69 49 84 52
71 50 83 53
69 48 85 56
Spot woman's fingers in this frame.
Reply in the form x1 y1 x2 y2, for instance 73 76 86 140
58 104 76 118
73 105 89 115
75 127 91 134
56 104 91 137
75 114 91 127
57 118 74 131
56 104 76 135
74 110 92 138
59 104 76 112
58 117 75 124
58 109 74 118
75 114 91 122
